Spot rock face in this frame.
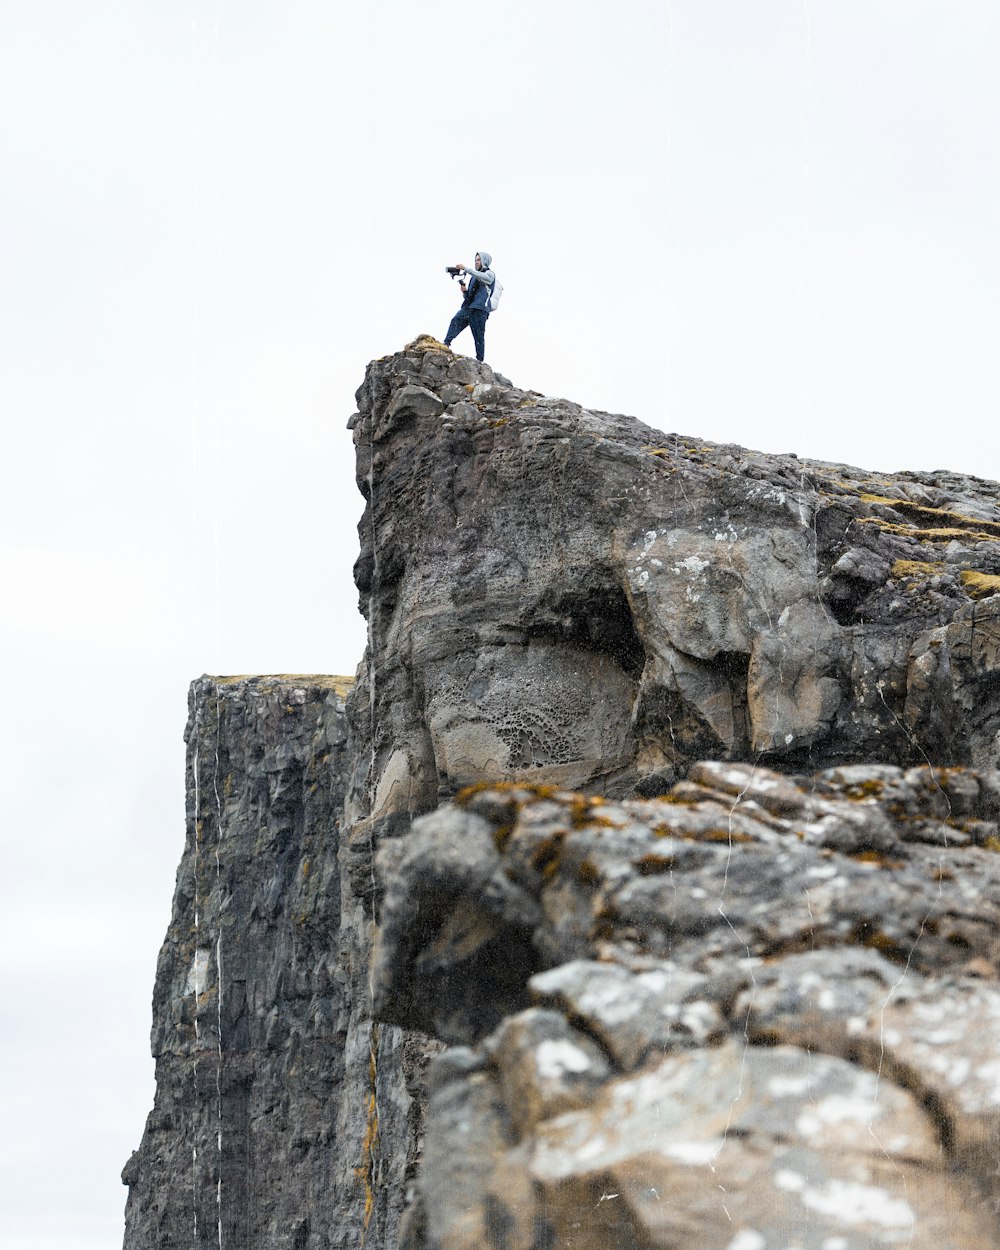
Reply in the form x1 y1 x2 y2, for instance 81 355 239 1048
126 340 1000 1249
122 676 431 1250
352 338 1000 811
350 339 1000 1249
375 765 1000 1247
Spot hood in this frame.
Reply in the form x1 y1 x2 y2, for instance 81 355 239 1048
477 250 492 269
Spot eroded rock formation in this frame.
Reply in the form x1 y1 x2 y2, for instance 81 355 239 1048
352 338 1000 818
376 765 1000 1247
125 340 1000 1249
352 339 1000 1249
122 676 432 1250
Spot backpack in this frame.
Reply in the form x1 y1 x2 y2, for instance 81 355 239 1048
487 275 503 312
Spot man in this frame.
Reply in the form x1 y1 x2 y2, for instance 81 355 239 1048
444 250 495 362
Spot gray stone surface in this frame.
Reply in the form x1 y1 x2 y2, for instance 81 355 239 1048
122 676 432 1250
352 337 1000 815
419 1038 998 1250
379 769 1000 1248
376 762 1000 1030
125 340 1000 1249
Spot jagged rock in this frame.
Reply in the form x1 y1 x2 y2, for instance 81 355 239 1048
420 1038 997 1250
905 597 1000 768
379 771 1000 1247
122 676 432 1250
125 343 1000 1249
374 763 1000 1037
528 960 725 1068
351 339 1000 819
738 950 1000 1197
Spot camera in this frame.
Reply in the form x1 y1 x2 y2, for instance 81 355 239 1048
445 265 465 277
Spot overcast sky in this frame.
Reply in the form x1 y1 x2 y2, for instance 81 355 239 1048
2 3 998 1246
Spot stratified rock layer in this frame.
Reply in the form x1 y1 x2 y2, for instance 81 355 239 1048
377 764 1000 1249
122 676 428 1250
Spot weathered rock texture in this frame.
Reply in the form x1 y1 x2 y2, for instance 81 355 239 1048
352 338 1000 814
375 764 1000 1247
126 340 1000 1249
350 339 1000 1249
122 676 431 1250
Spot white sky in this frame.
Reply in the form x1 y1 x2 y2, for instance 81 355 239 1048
1 3 998 1246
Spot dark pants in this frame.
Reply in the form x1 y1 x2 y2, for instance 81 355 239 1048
444 307 489 361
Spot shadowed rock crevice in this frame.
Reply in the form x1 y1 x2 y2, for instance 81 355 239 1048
514 578 647 680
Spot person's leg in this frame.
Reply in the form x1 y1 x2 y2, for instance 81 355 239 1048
444 308 471 346
470 309 487 361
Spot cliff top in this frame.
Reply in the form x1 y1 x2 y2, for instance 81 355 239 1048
348 339 1000 810
208 673 356 696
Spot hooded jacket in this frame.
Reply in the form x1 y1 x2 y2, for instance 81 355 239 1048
462 251 495 312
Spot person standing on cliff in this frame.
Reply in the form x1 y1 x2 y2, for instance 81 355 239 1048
444 251 495 362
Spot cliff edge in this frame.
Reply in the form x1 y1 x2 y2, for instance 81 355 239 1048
124 340 1000 1250
351 337 1000 820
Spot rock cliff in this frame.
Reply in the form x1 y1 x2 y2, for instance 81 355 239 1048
351 339 1000 813
377 763 1000 1248
122 676 431 1249
125 339 1000 1249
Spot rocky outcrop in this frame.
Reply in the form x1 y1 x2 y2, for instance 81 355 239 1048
125 340 1000 1249
376 764 1000 1248
351 338 1000 815
122 676 432 1250
348 339 1000 1249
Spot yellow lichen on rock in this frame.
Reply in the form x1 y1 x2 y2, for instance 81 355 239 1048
891 560 945 579
856 518 1000 542
960 570 1000 599
857 493 1000 538
404 334 449 353
212 674 355 695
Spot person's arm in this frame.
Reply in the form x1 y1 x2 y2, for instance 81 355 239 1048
458 262 495 287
